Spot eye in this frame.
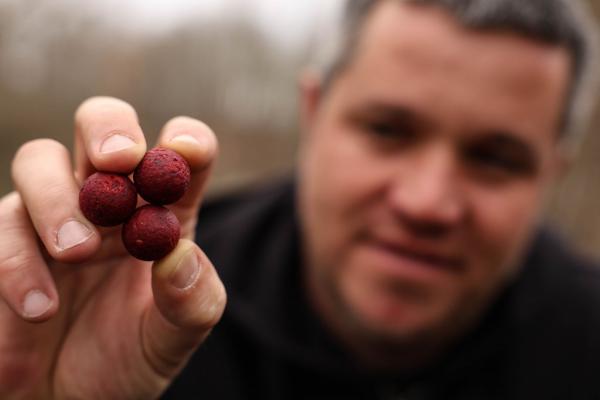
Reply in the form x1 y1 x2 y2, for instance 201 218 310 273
346 104 430 149
465 146 535 178
362 118 417 142
367 120 397 136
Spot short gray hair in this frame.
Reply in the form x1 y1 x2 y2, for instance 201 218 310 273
314 0 599 142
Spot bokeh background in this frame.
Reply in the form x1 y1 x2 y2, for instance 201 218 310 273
1 0 600 257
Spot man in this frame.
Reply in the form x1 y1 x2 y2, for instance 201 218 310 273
0 0 598 398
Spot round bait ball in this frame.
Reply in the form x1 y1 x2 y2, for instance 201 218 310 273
133 147 191 205
122 205 180 261
79 172 138 227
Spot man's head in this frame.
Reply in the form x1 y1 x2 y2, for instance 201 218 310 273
316 0 598 141
297 0 597 368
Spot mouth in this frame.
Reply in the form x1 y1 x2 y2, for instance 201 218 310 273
363 234 465 279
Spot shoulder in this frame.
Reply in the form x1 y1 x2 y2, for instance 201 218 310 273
198 176 295 233
193 176 298 280
514 228 600 333
506 229 600 397
525 228 600 310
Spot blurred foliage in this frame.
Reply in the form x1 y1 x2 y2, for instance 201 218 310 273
0 0 305 195
1 0 600 257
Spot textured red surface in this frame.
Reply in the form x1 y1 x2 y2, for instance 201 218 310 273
133 147 191 205
122 205 180 261
79 172 138 227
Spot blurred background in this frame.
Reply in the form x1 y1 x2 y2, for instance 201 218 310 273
1 0 600 257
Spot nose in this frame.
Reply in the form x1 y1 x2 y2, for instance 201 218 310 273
387 146 465 236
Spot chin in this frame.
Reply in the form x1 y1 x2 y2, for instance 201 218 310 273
336 276 478 354
351 293 447 340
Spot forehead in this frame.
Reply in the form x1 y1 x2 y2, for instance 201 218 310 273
342 0 570 138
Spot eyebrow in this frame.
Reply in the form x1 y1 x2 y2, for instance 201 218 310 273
350 101 435 132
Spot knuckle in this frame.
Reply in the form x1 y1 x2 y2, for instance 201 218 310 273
0 251 37 275
0 201 40 274
0 193 28 229
0 354 45 394
0 192 20 215
0 193 28 231
36 180 74 207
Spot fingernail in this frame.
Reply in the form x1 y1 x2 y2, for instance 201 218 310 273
100 134 136 154
170 135 199 145
57 220 93 251
170 251 201 290
23 290 51 318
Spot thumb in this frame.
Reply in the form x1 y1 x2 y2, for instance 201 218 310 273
142 239 227 379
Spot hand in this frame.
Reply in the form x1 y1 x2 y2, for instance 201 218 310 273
0 97 226 399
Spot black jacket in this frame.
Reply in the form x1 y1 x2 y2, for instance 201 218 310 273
162 178 600 399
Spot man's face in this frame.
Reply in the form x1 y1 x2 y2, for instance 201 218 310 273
298 1 569 357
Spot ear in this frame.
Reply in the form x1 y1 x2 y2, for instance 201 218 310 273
298 69 323 136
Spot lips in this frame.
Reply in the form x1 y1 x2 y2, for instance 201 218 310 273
363 232 465 277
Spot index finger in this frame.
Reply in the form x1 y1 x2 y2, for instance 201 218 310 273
74 97 148 179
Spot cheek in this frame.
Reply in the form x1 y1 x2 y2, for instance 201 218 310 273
467 183 544 283
301 123 389 254
309 128 385 201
